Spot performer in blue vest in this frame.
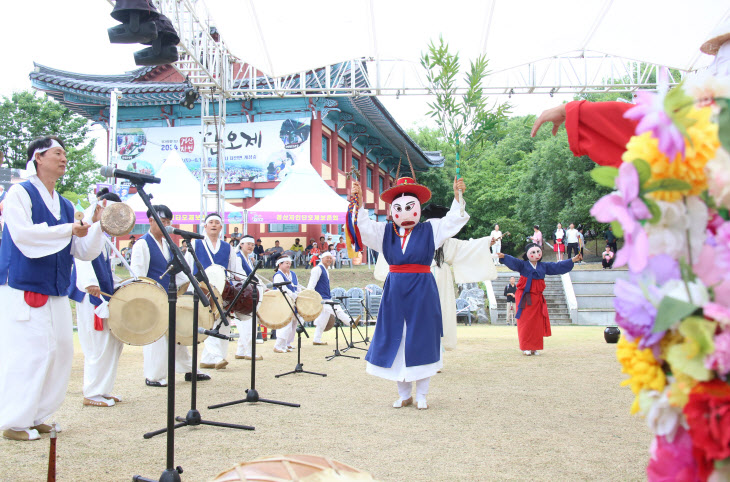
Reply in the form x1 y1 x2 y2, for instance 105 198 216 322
234 234 265 360
68 192 125 407
191 213 239 370
132 205 210 387
0 136 104 441
352 174 468 410
306 251 351 345
272 256 300 353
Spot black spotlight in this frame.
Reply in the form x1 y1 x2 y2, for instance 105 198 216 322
180 87 199 110
108 0 159 44
133 14 180 66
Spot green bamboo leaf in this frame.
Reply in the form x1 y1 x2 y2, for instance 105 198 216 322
590 166 619 188
643 178 692 193
632 158 652 186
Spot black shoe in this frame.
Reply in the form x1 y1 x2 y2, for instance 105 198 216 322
145 379 166 387
185 372 211 382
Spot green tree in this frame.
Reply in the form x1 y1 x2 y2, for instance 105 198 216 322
0 90 102 194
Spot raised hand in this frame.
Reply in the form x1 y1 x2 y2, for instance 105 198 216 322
531 104 567 137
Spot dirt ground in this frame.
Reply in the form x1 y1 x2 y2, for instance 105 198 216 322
0 325 648 481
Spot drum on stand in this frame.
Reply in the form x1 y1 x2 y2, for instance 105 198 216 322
108 277 168 346
295 289 323 322
174 284 220 345
257 290 295 330
222 280 254 317
212 454 374 482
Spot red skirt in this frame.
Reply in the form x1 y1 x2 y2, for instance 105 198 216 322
553 240 565 253
515 278 551 350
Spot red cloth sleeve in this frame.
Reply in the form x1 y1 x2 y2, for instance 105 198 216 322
564 100 637 167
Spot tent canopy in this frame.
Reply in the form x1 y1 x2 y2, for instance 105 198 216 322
247 161 349 225
125 151 243 225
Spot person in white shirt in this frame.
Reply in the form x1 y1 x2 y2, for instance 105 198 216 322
0 136 103 441
234 235 265 360
191 213 240 370
306 251 351 345
553 223 566 261
132 205 210 387
565 223 580 259
272 256 300 353
489 224 502 266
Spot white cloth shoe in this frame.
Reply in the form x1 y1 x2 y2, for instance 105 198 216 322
392 397 413 408
416 397 429 410
532 350 541 356
523 350 532 356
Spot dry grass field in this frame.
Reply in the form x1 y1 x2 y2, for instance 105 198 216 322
0 324 649 482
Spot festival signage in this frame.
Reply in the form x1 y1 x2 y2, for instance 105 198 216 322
115 118 311 183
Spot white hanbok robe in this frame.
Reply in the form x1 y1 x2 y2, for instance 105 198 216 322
235 252 264 357
0 176 103 431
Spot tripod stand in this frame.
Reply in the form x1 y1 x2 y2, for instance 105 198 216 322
144 238 254 441
336 297 367 353
276 289 326 378
209 276 300 410
130 183 211 482
324 300 359 361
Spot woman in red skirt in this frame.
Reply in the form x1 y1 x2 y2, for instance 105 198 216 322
498 243 581 355
553 223 566 261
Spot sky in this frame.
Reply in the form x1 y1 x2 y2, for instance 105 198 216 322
1 0 727 166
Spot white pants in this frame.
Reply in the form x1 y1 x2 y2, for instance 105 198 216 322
76 297 123 399
313 303 350 343
0 286 74 431
143 336 193 382
235 316 253 357
274 315 297 351
201 322 231 364
491 242 501 265
397 378 431 401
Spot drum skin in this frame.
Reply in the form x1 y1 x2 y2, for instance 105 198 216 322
222 280 255 316
257 290 295 330
108 277 167 346
175 285 219 345
211 454 374 482
296 289 323 322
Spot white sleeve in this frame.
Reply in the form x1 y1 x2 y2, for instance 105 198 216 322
75 258 99 290
428 199 470 249
307 265 321 290
130 240 150 278
273 272 297 299
228 245 238 271
70 222 104 261
356 207 385 253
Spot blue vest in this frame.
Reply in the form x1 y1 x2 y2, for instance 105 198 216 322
68 249 114 306
274 270 298 294
141 232 171 289
365 221 442 368
237 252 252 275
0 181 74 296
192 238 230 274
313 264 330 300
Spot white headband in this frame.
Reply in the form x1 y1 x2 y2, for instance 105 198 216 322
276 256 292 266
26 139 63 176
241 235 255 243
205 214 222 225
319 252 334 260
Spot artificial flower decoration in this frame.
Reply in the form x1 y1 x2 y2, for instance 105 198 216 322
683 380 730 480
646 427 699 482
666 316 717 382
616 337 667 414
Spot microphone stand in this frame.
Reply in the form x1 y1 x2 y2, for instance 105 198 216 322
275 288 326 378
337 297 367 353
131 183 209 482
144 238 254 441
360 299 373 343
324 300 359 361
209 263 300 410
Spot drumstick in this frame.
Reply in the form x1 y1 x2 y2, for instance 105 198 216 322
99 291 114 299
104 236 139 280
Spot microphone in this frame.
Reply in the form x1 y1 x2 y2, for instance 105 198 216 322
322 300 340 305
165 225 205 239
266 281 290 288
100 166 161 185
335 295 350 300
198 327 231 340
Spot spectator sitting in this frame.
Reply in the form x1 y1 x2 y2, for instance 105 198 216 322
128 235 136 250
309 242 321 267
602 245 615 269
264 240 284 268
318 236 327 252
290 237 304 265
327 244 336 269
335 236 346 251
253 238 265 259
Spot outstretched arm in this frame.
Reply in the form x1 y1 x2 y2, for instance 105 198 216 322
497 253 524 273
544 254 581 275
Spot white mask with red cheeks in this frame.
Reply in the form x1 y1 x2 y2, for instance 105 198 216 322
391 194 421 229
527 246 543 262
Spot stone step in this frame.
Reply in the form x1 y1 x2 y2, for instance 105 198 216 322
576 295 615 309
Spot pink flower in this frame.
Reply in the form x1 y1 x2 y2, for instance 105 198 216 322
705 330 730 376
704 303 730 327
647 427 700 481
591 162 651 272
625 68 686 160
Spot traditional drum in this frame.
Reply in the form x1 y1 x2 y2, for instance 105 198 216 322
324 314 336 332
178 265 227 295
295 289 323 322
175 284 219 345
257 290 295 329
222 280 254 316
108 277 167 346
212 454 374 482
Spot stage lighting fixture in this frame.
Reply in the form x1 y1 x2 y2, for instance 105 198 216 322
108 0 159 44
134 14 180 66
180 88 199 110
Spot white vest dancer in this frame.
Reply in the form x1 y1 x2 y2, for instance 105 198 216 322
306 253 350 345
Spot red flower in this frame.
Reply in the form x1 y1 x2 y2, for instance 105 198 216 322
683 379 730 480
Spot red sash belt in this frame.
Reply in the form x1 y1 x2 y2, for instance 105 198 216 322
389 264 431 273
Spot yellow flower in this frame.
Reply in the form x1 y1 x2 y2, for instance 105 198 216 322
622 107 719 202
616 337 667 414
666 372 696 408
